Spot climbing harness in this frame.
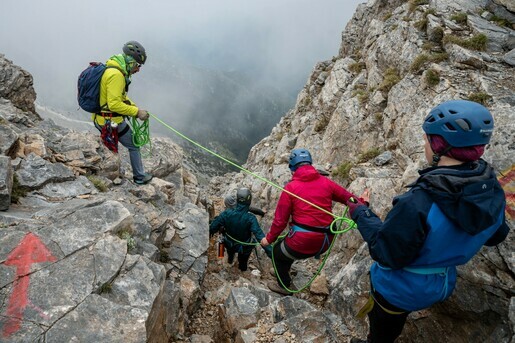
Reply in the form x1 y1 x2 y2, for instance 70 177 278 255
356 293 406 319
95 113 151 154
270 208 355 293
148 112 357 293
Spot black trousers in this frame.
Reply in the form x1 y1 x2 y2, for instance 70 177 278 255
272 240 311 287
226 246 252 271
367 290 410 343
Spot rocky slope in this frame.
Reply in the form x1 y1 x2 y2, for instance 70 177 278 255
0 54 211 342
1 0 514 342
207 0 515 342
0 55 354 343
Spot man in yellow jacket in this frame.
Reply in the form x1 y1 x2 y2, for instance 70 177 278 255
92 41 152 185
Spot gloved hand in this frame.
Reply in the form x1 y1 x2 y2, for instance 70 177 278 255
137 109 149 120
346 197 366 217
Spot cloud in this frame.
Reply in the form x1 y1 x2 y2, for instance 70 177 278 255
1 0 362 164
1 0 361 104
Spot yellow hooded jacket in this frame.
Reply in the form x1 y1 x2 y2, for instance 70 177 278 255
91 55 139 125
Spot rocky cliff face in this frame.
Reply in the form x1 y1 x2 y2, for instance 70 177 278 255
0 54 38 117
1 0 514 341
208 0 514 341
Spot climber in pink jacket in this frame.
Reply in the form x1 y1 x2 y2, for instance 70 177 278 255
261 148 360 295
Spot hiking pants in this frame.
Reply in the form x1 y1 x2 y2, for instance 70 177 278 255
226 246 252 272
95 120 145 180
272 240 311 287
367 290 410 343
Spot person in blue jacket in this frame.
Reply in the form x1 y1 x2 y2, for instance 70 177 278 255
347 100 510 343
210 188 271 271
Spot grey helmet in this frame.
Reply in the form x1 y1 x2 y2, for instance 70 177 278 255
123 41 147 65
224 194 237 208
236 188 252 205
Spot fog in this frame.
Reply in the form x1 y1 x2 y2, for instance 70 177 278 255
0 0 362 165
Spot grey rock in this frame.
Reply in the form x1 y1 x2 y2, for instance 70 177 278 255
235 328 258 343
92 235 127 289
492 0 515 12
432 0 490 13
283 310 340 343
191 334 215 343
504 48 515 66
272 296 316 323
467 15 513 52
0 55 37 114
0 156 13 210
46 294 147 343
488 1 515 24
37 200 132 256
15 153 74 189
481 11 494 20
0 122 18 155
33 175 92 200
136 239 160 260
373 151 393 166
224 287 261 331
146 280 183 342
271 322 288 335
446 43 486 69
107 254 165 312
168 203 209 273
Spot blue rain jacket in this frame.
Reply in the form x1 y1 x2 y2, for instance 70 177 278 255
351 160 509 311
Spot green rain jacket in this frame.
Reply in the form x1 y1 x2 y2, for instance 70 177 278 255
210 203 267 254
91 54 139 125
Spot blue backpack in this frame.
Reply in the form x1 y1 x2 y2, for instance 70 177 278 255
77 62 117 113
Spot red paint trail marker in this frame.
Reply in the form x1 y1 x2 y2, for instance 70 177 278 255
1 233 57 338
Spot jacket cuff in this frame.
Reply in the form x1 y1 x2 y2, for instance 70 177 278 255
350 205 369 221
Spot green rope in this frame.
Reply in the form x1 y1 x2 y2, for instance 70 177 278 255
224 233 261 246
130 116 152 156
149 112 348 220
149 112 358 293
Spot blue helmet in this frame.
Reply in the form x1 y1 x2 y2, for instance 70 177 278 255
422 100 494 147
289 148 312 171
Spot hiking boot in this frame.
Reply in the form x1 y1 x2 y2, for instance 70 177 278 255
269 267 297 277
267 281 294 296
134 173 153 185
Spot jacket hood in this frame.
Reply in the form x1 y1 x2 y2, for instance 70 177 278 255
234 202 250 212
107 54 129 76
292 165 320 182
415 159 505 235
